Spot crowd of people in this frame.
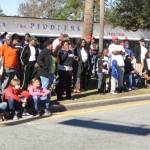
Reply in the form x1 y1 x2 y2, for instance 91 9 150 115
0 32 150 121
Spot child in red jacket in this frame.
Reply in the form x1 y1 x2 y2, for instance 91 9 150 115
4 78 30 119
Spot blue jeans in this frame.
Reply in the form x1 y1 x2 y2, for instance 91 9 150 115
8 98 22 111
133 73 141 87
97 72 104 89
124 73 133 88
8 98 14 110
32 95 50 112
40 74 55 89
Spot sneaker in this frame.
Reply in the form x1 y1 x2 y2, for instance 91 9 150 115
110 91 118 95
44 110 52 116
23 113 32 118
13 115 19 120
127 88 132 91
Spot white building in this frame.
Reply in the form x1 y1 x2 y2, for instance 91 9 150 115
0 16 150 41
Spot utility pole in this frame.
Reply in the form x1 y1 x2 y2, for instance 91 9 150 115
99 0 104 52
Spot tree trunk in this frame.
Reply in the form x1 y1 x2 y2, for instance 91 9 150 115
99 0 104 52
83 0 95 37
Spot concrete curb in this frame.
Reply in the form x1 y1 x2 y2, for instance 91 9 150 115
61 94 150 111
1 94 150 125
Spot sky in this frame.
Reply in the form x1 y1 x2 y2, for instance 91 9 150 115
0 0 115 16
0 0 24 16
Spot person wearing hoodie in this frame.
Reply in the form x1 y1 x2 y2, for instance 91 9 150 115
110 60 118 94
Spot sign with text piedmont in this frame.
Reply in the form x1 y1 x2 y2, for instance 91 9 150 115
0 16 150 40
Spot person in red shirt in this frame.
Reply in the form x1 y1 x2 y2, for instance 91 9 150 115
4 78 30 119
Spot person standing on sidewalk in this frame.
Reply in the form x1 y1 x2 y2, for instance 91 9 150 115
96 49 110 94
133 39 148 76
108 36 125 94
0 34 20 93
37 40 55 89
20 37 39 89
57 40 74 101
74 39 90 93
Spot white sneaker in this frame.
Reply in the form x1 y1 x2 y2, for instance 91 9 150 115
23 113 32 118
13 116 18 120
110 92 118 95
128 88 132 91
44 110 52 116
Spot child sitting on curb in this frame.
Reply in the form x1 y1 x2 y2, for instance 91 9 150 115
28 77 51 116
4 78 30 120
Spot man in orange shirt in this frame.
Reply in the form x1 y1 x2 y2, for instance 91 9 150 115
0 34 20 93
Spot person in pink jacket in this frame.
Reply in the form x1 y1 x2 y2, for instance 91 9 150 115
28 77 51 116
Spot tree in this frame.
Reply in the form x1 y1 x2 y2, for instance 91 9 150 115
56 0 84 20
0 8 5 16
83 0 95 37
18 0 110 20
106 0 150 30
59 0 110 21
18 0 64 18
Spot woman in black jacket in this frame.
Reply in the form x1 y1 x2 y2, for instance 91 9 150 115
57 40 75 101
37 40 54 89
20 37 39 89
74 39 90 93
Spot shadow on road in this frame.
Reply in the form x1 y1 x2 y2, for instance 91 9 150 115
59 119 150 136
2 102 67 126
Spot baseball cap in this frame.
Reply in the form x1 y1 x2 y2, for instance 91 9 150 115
112 36 118 42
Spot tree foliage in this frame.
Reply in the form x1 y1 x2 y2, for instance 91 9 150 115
18 0 64 18
59 0 110 21
0 8 5 16
56 0 84 20
18 0 110 20
106 0 150 30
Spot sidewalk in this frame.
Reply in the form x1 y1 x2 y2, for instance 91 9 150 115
50 87 150 112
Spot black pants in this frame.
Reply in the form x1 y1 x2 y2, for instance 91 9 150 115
22 61 36 89
57 70 72 100
81 65 88 89
1 68 18 93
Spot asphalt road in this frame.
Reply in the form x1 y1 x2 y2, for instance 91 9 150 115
0 100 150 150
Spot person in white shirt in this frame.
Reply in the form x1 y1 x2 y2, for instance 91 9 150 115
108 36 125 94
140 39 148 75
20 37 39 89
74 39 90 93
133 39 148 76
